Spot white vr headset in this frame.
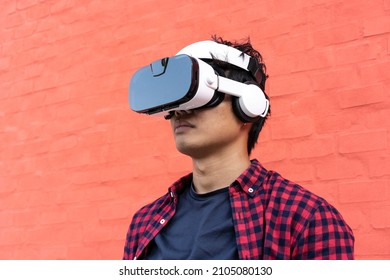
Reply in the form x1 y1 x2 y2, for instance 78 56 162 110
129 40 269 122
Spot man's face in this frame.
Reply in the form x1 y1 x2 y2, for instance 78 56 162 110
169 96 249 159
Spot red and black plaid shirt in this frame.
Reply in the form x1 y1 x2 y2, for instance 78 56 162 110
123 159 354 260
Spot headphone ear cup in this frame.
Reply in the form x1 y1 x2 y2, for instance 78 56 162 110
232 81 268 123
232 96 261 123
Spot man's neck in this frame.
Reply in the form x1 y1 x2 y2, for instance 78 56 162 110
191 150 251 194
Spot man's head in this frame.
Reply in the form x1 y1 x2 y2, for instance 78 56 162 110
129 35 271 156
171 36 271 155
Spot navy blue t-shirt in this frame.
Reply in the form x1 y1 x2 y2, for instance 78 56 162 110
146 184 238 260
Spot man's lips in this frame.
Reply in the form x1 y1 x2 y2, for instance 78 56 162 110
173 120 195 132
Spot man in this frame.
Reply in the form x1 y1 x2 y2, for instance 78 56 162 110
123 36 354 260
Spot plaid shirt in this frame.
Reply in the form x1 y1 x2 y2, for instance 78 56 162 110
123 159 354 260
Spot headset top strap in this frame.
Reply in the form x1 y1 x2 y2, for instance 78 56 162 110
177 40 263 85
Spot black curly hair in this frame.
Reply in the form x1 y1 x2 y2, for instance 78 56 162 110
209 35 271 155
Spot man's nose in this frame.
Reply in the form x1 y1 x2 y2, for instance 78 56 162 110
165 109 194 120
174 110 193 118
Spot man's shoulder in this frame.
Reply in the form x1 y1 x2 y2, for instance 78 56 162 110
253 161 329 213
267 170 323 204
133 193 169 218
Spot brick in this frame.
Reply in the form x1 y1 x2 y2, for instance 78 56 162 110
13 209 40 226
9 49 37 68
26 224 83 245
25 1 51 20
311 67 360 91
291 93 338 116
255 141 288 163
305 181 339 204
0 246 16 259
44 87 70 105
363 15 390 36
83 223 113 243
0 211 13 228
388 36 390 54
95 240 124 259
1 0 16 14
339 130 387 154
356 232 390 255
33 70 60 91
57 188 86 204
79 130 109 148
270 116 314 139
386 0 390 10
370 204 390 229
20 138 50 157
44 150 90 170
267 161 315 182
0 56 11 71
335 0 385 20
338 205 367 230
51 102 84 120
292 48 335 72
255 12 304 38
36 245 68 259
268 96 293 117
66 205 99 223
50 0 77 14
269 73 311 96
3 158 35 177
60 64 86 85
5 12 25 28
67 245 101 260
12 245 40 259
368 156 390 177
166 154 193 173
39 206 67 225
99 164 140 182
0 229 24 246
49 135 78 152
99 201 133 220
267 54 295 76
70 168 103 185
132 156 169 177
13 21 37 39
85 186 118 202
16 0 38 9
23 63 44 78
314 114 353 134
359 61 390 83
291 137 335 159
337 84 385 108
137 118 170 139
334 42 381 66
339 180 388 203
273 33 314 55
313 23 360 46
16 173 48 191
316 158 365 180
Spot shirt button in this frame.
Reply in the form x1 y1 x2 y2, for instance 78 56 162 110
248 187 254 193
160 219 166 224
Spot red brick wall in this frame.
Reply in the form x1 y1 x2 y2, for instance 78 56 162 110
0 0 389 259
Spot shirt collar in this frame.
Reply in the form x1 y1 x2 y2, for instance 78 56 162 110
232 159 267 197
168 159 267 198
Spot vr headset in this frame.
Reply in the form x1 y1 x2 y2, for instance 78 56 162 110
129 40 269 122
